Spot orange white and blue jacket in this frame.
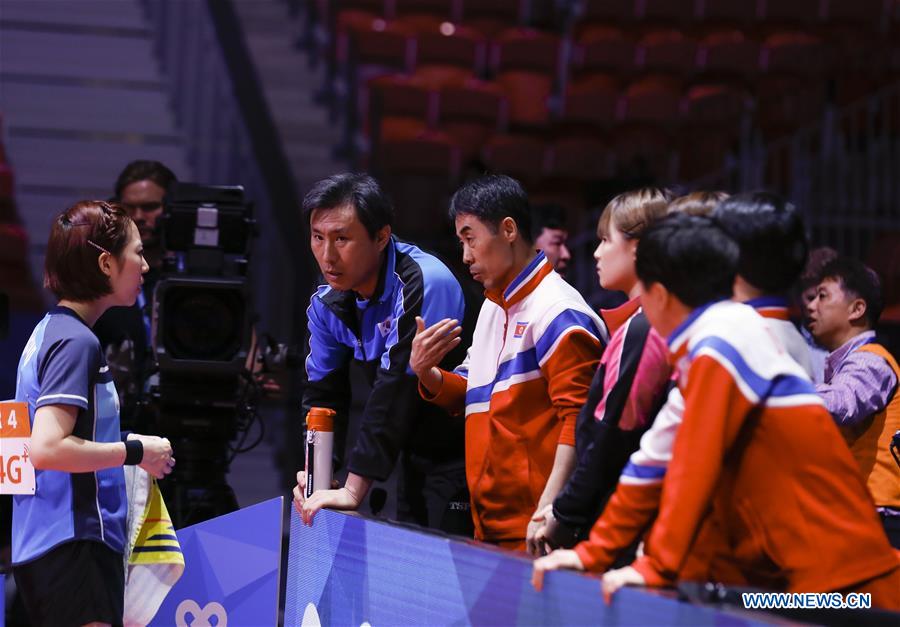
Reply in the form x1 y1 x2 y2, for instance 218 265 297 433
577 299 898 592
423 252 607 542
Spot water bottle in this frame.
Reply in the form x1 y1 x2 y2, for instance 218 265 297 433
305 407 335 498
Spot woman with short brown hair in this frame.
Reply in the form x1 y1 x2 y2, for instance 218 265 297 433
12 200 175 626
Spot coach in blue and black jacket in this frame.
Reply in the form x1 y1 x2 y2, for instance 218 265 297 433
292 173 473 535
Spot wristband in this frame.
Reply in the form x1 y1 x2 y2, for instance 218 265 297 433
124 439 144 465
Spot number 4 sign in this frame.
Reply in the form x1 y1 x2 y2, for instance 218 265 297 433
0 402 36 495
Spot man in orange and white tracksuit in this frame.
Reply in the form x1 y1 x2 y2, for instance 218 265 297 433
412 175 607 550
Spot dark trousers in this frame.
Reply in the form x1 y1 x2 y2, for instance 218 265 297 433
881 512 900 549
397 456 473 538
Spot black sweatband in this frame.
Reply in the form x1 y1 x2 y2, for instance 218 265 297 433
124 439 143 465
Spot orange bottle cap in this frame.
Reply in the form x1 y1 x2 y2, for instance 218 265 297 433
306 407 335 432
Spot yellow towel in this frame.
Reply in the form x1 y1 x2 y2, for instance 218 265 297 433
123 467 185 626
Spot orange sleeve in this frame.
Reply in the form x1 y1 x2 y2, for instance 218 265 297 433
540 329 602 446
419 368 467 416
631 355 754 587
574 482 662 572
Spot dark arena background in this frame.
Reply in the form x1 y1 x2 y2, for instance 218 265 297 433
1 1 899 625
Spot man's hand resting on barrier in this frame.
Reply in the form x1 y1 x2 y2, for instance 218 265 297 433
293 470 373 526
601 565 645 604
410 317 462 395
531 549 585 591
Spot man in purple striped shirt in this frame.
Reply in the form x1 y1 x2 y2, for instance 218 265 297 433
807 256 900 548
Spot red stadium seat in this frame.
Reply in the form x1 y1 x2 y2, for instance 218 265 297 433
491 27 561 75
561 73 622 129
413 65 474 89
637 29 698 76
436 80 507 160
573 25 637 77
545 136 615 182
409 21 488 77
495 72 554 126
459 0 527 37
367 75 434 146
621 75 684 124
347 20 417 73
491 28 562 127
697 29 760 79
376 131 462 176
682 82 749 125
375 132 463 240
759 31 827 76
482 133 548 185
334 10 382 65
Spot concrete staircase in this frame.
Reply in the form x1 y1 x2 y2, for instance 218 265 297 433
230 0 346 201
0 0 192 288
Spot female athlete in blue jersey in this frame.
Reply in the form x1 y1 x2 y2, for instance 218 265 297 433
13 200 174 626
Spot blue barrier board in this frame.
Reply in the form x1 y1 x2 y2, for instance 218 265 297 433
284 509 774 626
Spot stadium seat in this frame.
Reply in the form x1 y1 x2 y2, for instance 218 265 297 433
545 136 615 182
482 133 548 185
573 25 637 77
375 131 462 176
436 79 507 161
367 75 434 149
375 132 463 240
561 73 622 129
621 75 684 124
491 27 562 127
459 0 527 37
411 21 488 77
637 28 698 76
682 82 748 125
759 31 827 76
346 19 417 74
697 29 760 80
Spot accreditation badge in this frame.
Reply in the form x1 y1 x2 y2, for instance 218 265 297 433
0 401 36 494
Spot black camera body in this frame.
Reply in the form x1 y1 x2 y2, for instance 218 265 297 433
152 182 255 387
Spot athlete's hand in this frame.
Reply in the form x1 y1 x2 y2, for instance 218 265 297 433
601 566 645 604
531 549 585 591
131 434 174 479
410 317 462 391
